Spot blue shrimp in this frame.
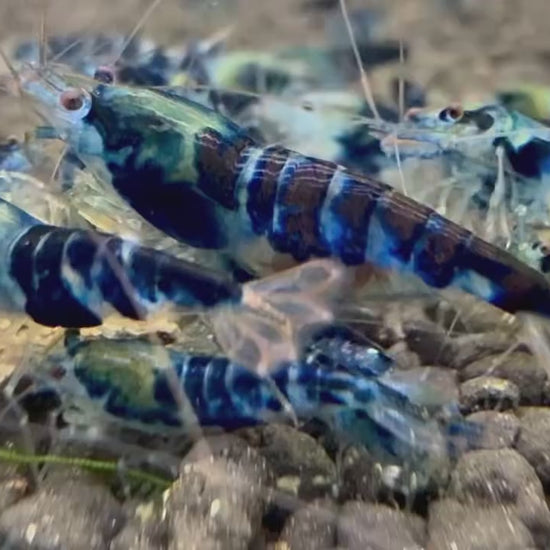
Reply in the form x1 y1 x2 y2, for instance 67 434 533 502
17 67 550 319
32 327 478 491
0 196 344 372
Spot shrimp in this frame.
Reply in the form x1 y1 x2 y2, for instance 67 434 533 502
374 102 550 267
378 103 550 173
16 65 550 319
30 327 478 492
0 196 345 374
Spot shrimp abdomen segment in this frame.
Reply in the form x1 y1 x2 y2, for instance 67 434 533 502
239 147 550 316
7 223 242 327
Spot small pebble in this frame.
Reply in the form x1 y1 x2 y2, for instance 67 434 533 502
243 425 336 500
448 449 550 547
0 472 125 549
338 445 383 503
165 439 268 550
427 498 535 550
516 407 550 490
465 411 519 449
428 294 516 334
459 376 519 413
279 499 337 550
337 501 425 550
0 458 30 514
461 352 546 405
385 341 421 370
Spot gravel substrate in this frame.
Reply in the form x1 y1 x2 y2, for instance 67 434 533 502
0 298 548 549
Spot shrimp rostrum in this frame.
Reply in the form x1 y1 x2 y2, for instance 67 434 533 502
15 64 550 320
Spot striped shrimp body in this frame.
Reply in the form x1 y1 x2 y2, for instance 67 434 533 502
0 196 240 325
0 196 344 372
34 329 475 489
19 67 550 319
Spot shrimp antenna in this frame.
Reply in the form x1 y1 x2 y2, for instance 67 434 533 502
38 1 49 69
110 0 166 68
398 39 405 121
0 47 22 97
339 0 381 121
49 37 84 65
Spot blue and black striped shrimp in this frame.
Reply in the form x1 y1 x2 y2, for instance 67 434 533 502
16 66 550 319
30 327 477 491
0 196 344 373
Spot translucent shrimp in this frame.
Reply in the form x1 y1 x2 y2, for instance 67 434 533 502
373 102 550 269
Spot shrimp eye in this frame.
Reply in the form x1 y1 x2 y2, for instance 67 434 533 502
93 65 115 84
59 88 92 119
439 104 464 123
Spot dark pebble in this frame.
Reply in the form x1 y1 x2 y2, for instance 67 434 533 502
404 319 452 365
110 501 168 550
465 411 519 449
279 499 337 550
0 471 125 549
448 449 550 547
427 498 535 549
242 425 336 501
338 445 383 503
459 376 519 413
516 407 550 490
337 501 425 550
165 437 268 550
461 352 546 405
